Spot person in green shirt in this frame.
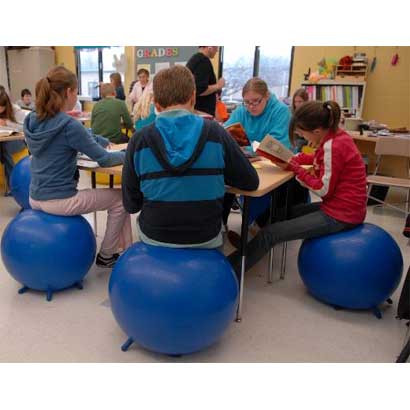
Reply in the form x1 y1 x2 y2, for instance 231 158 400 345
91 83 134 144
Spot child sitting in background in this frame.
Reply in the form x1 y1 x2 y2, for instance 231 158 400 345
24 66 132 268
227 100 367 275
0 90 28 190
15 89 35 111
110 72 126 101
91 83 134 144
122 65 259 249
133 91 156 130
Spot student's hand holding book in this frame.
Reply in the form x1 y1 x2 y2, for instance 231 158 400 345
256 135 294 167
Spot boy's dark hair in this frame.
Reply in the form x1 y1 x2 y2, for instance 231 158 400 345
21 88 32 98
289 100 341 146
153 65 195 108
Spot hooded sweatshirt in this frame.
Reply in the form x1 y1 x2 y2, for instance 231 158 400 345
122 109 259 246
224 94 291 148
24 111 125 201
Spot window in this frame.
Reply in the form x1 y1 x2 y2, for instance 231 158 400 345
76 47 125 99
221 46 293 103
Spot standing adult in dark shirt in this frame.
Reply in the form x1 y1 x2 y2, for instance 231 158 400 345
186 46 225 116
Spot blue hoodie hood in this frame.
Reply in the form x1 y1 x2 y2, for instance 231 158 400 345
154 110 204 170
24 111 72 155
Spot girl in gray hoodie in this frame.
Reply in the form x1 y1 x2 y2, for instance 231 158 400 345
24 66 132 268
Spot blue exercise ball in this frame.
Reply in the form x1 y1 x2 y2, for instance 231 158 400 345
1 209 96 300
109 243 239 355
10 155 31 209
298 223 403 315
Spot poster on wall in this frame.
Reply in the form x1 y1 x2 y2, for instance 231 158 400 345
135 46 198 76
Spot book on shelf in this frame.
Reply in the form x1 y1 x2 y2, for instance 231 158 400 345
255 135 294 165
225 122 251 147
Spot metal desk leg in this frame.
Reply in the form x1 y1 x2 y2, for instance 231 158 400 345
236 195 250 322
280 182 290 280
91 171 98 236
267 191 276 284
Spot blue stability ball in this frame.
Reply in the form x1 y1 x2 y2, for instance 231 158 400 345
298 223 403 316
1 210 96 300
10 156 31 209
109 243 239 355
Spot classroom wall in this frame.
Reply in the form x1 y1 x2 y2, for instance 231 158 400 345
54 46 76 73
0 47 9 92
290 46 410 128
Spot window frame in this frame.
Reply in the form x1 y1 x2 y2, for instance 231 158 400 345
220 46 294 99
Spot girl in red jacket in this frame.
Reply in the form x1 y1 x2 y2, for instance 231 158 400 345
228 100 367 274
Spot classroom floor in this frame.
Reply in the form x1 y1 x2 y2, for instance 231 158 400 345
0 171 409 363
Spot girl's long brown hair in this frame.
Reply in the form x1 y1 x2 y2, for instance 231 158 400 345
291 88 309 112
0 91 17 123
289 100 341 146
35 66 78 121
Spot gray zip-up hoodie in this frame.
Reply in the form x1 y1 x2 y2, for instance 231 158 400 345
24 111 125 200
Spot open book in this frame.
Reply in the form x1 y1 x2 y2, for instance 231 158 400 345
256 135 294 165
225 122 251 147
0 126 20 137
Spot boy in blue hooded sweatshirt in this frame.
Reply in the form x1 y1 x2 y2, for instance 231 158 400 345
24 66 132 268
122 65 259 248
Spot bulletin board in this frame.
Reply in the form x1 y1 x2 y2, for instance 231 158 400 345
135 46 199 76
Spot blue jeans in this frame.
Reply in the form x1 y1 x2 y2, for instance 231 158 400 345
227 202 358 275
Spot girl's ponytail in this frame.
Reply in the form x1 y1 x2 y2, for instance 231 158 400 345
322 100 340 133
35 66 78 121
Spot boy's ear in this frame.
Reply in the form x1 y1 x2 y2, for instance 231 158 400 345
190 90 196 107
154 101 163 113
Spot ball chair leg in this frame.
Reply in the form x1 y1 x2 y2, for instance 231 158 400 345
372 307 382 319
46 289 53 302
76 281 84 290
121 337 134 352
386 298 393 305
18 286 29 295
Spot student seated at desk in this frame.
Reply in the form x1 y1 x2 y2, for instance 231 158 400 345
24 66 132 268
15 88 35 111
222 78 308 236
122 65 259 249
227 101 367 276
0 89 28 191
133 91 156 131
91 83 134 144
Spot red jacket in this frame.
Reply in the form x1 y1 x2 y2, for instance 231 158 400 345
287 129 367 224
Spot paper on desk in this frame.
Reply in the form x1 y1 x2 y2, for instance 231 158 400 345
77 159 99 168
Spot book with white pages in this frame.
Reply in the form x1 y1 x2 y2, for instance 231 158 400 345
256 135 294 165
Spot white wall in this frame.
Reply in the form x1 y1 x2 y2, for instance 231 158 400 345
0 47 9 92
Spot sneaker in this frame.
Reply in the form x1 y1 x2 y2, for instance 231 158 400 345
231 202 241 213
96 252 120 268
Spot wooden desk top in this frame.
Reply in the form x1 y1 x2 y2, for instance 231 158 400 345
0 132 25 142
79 158 294 198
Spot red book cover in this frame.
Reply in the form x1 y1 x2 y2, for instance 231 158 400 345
225 122 251 147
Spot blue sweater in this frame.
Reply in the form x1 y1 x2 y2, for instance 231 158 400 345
122 109 259 245
224 94 291 148
24 111 125 200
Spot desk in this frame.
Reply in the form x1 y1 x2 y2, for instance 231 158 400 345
351 131 408 178
0 132 25 142
227 160 294 321
78 157 294 321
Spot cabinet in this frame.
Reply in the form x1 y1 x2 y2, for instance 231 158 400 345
7 47 55 102
301 80 366 119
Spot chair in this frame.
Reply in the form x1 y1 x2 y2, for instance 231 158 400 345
367 136 410 215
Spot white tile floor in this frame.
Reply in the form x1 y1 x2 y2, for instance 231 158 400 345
0 172 409 362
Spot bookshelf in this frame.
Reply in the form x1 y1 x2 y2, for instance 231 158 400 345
301 80 367 119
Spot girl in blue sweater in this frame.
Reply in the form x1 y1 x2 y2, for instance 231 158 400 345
24 66 132 268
